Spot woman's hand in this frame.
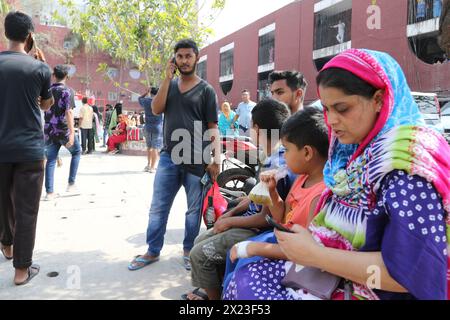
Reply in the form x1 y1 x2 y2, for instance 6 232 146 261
275 225 322 267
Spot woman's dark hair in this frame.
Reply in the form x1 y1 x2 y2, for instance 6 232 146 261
4 11 34 42
115 103 123 116
82 97 88 104
281 107 329 159
316 68 377 99
251 99 291 140
174 39 199 56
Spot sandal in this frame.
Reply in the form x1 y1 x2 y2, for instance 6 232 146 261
15 264 40 286
181 288 209 301
183 256 191 271
1 245 13 260
128 255 159 271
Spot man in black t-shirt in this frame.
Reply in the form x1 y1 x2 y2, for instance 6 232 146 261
0 11 54 286
128 39 221 272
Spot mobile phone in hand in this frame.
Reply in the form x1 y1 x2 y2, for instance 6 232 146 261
265 215 294 233
25 34 35 53
171 57 178 75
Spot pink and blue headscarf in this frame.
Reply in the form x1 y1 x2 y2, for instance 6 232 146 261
319 49 450 215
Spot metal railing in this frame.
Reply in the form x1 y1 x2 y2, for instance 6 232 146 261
408 0 443 24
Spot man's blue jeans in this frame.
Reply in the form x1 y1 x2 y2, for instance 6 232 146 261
45 137 82 194
146 152 204 257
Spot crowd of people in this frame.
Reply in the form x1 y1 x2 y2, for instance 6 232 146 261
0 9 449 301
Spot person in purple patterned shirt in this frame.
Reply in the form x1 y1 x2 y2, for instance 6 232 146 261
43 65 82 201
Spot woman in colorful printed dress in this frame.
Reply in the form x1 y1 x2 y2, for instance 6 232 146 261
271 49 449 300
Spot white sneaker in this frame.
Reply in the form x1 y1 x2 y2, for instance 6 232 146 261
143 166 150 172
43 193 58 201
66 184 81 196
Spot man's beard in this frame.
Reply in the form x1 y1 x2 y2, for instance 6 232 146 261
177 62 197 76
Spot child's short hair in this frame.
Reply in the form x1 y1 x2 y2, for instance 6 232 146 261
281 107 329 158
251 99 291 140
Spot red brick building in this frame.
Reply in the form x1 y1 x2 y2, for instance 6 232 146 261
199 0 450 106
1 0 146 112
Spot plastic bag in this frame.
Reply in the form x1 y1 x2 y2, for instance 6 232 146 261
249 167 288 206
202 181 228 227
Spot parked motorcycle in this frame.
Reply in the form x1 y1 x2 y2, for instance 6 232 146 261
216 136 260 193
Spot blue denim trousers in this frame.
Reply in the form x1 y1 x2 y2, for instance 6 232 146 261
102 128 108 147
146 152 205 257
45 136 82 194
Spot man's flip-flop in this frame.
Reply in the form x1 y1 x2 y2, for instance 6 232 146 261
1 246 13 260
181 288 209 301
128 255 159 271
15 264 40 286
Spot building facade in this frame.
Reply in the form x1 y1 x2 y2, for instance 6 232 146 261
1 0 146 112
199 0 450 106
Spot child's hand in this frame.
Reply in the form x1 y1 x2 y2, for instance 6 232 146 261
260 173 277 192
230 241 254 263
230 245 239 263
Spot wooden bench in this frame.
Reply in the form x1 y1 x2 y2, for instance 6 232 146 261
119 140 148 156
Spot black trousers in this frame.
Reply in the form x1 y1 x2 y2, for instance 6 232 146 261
81 128 94 153
0 161 44 269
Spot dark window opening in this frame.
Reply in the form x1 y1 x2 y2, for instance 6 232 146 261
197 61 207 80
221 80 233 96
313 56 336 72
220 49 234 77
314 9 352 50
259 30 275 66
257 72 272 102
409 34 447 64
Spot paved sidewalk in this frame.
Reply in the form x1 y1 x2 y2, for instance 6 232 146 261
0 148 204 300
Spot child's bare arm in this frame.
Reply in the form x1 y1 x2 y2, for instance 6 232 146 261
230 242 287 262
268 189 285 222
306 196 320 227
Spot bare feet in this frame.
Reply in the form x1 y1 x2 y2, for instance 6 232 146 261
1 245 13 260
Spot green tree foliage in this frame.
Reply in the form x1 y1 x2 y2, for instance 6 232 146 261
60 0 225 87
0 0 10 45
